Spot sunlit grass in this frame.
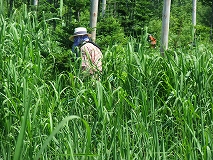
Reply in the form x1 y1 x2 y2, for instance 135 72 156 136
0 4 213 160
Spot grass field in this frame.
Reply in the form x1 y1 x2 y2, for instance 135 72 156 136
0 6 213 160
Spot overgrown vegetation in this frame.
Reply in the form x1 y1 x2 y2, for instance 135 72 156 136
0 1 213 160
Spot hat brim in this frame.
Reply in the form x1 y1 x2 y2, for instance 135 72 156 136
69 33 91 41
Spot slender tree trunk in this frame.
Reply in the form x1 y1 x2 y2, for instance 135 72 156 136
192 0 196 26
160 0 171 56
102 0 106 17
192 0 196 43
210 2 213 41
90 0 99 42
32 0 38 11
33 0 38 6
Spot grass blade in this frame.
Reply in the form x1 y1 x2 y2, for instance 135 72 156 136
34 115 91 160
13 78 31 160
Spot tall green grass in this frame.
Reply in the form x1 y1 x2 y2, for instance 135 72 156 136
0 4 213 160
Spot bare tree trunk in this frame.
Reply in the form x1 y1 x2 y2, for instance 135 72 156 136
33 0 38 6
102 0 106 17
32 0 38 11
210 2 213 41
90 0 99 42
160 0 171 56
192 0 196 26
192 0 196 43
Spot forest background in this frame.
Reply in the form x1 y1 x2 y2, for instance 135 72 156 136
2 0 213 52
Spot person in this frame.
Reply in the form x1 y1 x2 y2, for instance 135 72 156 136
69 27 102 75
147 34 157 48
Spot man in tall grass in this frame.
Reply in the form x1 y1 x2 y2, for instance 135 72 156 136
70 27 102 75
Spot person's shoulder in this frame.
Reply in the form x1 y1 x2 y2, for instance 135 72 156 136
81 41 102 51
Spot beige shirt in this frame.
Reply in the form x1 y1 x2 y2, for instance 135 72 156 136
80 42 102 74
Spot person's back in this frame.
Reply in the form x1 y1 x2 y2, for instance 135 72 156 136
80 41 102 74
69 27 102 75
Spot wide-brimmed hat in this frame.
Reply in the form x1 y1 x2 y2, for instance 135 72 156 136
69 27 91 41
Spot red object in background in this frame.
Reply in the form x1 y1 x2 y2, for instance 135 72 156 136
147 35 157 48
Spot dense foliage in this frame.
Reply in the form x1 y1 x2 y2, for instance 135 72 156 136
1 0 213 50
0 1 213 160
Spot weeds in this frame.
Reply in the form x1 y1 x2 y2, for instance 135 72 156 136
0 5 213 160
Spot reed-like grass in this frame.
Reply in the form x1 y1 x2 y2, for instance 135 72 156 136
0 4 213 160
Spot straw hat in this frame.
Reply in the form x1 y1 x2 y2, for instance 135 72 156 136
69 27 91 41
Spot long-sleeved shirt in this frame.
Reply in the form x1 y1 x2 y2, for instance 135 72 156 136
80 42 102 74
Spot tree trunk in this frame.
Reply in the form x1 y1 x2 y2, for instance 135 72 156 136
160 0 171 56
33 0 38 6
192 0 196 26
192 0 196 43
102 0 106 17
32 0 38 11
90 0 99 42
210 2 213 41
